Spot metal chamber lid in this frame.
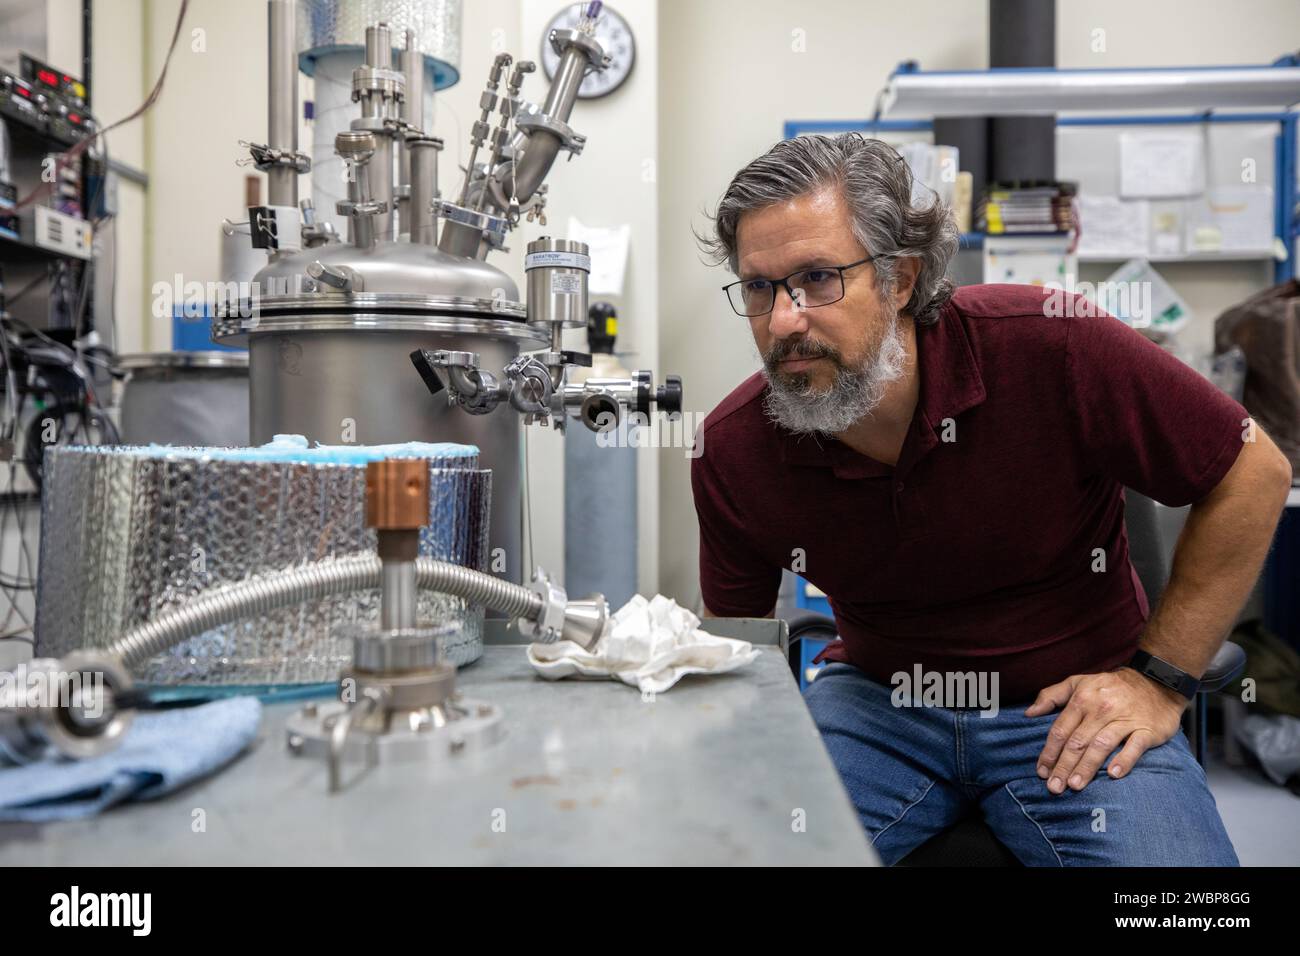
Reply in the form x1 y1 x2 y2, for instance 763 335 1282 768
212 306 549 348
249 239 523 303
213 237 544 346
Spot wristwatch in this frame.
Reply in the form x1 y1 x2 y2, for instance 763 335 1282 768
1126 649 1200 701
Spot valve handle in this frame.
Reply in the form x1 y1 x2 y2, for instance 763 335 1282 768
656 375 683 417
410 349 446 396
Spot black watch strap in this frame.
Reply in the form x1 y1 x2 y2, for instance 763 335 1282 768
1126 649 1199 701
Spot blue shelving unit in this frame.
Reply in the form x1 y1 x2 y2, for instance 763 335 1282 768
785 61 1300 284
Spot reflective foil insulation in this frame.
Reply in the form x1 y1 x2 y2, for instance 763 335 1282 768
35 442 491 686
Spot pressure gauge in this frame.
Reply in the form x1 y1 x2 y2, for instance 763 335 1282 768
540 4 635 99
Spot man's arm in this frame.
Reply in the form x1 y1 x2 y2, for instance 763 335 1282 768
1029 423 1292 793
1137 424 1292 675
691 440 782 621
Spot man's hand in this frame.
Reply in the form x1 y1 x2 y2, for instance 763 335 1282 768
1025 669 1187 795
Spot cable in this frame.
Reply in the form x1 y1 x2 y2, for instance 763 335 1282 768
15 0 191 210
3 272 50 308
0 316 19 440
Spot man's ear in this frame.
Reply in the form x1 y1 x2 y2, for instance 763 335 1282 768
893 257 920 311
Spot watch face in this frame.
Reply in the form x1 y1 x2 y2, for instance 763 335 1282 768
540 4 635 99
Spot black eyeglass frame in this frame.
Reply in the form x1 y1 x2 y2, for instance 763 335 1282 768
720 254 888 318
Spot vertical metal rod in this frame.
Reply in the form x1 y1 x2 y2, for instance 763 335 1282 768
398 30 424 227
267 0 298 208
371 136 394 241
360 23 396 241
380 561 417 630
365 23 391 69
408 138 440 245
392 35 418 234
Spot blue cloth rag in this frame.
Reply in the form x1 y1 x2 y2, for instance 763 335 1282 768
0 697 262 822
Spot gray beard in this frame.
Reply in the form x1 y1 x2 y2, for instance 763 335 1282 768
761 310 906 435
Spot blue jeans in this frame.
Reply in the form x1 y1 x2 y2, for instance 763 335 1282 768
804 662 1239 866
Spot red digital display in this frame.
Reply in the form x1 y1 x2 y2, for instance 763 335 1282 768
16 86 29 98
68 113 80 123
37 68 58 87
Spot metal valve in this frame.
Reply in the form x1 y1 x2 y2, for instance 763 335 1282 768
335 130 388 249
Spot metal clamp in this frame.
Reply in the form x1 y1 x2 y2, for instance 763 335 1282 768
240 140 312 174
505 355 554 416
519 567 568 644
515 110 587 156
436 200 510 241
352 66 405 100
548 27 610 69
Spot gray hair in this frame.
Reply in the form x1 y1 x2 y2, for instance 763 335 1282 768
699 133 959 327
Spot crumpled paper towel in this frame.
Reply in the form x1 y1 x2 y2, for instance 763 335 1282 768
527 594 760 694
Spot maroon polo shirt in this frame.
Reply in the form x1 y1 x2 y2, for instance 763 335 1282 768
691 283 1248 703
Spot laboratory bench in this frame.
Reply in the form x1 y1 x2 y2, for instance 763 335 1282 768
0 618 878 866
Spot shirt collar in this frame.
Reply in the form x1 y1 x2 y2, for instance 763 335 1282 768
776 302 987 476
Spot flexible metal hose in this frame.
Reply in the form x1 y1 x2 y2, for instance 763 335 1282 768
107 555 543 669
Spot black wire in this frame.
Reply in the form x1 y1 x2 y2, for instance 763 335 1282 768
3 271 51 307
14 0 191 211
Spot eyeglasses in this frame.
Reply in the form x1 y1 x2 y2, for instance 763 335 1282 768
721 255 884 318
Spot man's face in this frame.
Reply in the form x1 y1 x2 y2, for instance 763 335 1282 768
735 185 900 394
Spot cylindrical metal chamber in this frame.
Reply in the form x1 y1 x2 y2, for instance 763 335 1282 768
117 351 250 447
220 289 546 590
243 324 530 587
220 181 545 590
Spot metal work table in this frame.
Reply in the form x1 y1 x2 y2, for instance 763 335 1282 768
0 619 877 866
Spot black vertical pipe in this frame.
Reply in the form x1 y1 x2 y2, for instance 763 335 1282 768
989 0 1056 183
82 0 92 109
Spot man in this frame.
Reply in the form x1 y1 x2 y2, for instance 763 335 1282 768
691 133 1293 866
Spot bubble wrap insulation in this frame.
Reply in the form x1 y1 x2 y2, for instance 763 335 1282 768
298 0 462 72
35 447 492 686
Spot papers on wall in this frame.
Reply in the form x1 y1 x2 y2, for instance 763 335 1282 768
1097 259 1191 336
1075 196 1150 258
1150 204 1185 257
897 142 959 208
982 235 1075 287
1119 132 1206 198
1184 185 1275 254
567 217 630 296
